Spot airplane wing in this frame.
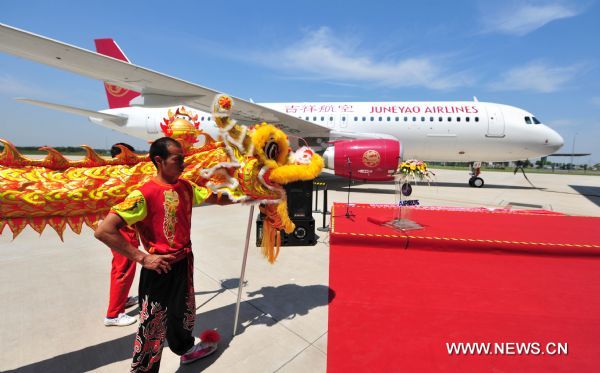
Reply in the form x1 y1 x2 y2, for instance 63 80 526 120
0 23 330 138
548 153 591 157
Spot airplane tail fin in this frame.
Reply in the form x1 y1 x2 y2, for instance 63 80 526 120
94 38 140 109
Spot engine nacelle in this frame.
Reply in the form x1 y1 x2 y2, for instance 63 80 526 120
323 139 401 181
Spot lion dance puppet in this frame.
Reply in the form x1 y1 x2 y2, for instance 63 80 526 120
0 94 323 263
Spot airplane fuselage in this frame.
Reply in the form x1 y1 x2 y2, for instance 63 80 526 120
94 100 564 162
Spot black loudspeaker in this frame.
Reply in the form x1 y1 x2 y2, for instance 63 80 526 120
256 216 316 247
285 180 313 219
255 180 316 247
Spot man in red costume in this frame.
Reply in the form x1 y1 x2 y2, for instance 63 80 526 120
95 137 219 372
104 143 139 327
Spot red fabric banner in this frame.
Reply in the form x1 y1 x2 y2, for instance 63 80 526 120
328 203 600 372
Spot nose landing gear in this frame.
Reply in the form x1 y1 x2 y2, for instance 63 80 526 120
468 162 484 187
469 176 484 187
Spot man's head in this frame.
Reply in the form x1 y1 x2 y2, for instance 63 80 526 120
110 142 135 158
149 137 185 183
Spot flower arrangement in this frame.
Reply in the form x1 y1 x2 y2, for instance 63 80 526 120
396 159 435 182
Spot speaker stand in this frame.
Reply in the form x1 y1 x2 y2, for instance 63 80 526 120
344 158 355 219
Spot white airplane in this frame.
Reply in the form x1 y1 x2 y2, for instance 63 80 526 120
0 23 564 187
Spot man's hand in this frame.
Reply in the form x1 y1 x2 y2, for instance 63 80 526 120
95 213 173 273
141 254 176 274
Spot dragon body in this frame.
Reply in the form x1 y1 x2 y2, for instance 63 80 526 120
0 95 323 262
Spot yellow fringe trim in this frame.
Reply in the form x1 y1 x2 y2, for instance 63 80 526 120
269 153 324 184
251 123 290 166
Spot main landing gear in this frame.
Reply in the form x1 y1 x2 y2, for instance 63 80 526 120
468 162 484 188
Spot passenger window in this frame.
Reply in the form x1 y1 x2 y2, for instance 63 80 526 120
475 117 479 122
387 117 390 121
313 117 317 121
370 117 374 121
430 117 434 122
354 116 358 121
525 116 532 124
457 117 461 122
362 117 366 121
379 117 382 121
321 116 325 121
447 117 452 122
330 116 334 121
305 116 309 120
466 117 470 122
341 116 345 121
421 117 425 121
395 117 399 121
532 117 541 124
412 117 417 121
404 116 408 121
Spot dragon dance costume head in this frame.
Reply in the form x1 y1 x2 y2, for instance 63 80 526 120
0 94 323 263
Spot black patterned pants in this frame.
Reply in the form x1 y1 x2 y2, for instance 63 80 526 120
130 254 196 372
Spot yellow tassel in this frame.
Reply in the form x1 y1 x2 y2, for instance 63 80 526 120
259 201 295 264
276 199 295 234
261 217 279 264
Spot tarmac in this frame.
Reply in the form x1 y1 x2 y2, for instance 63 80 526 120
1 168 599 372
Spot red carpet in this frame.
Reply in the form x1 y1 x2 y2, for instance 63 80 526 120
328 204 600 372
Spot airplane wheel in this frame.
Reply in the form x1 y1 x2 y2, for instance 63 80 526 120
472 177 484 188
468 177 475 187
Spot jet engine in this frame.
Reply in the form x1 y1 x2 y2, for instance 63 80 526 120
322 139 401 181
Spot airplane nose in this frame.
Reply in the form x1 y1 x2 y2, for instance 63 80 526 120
545 129 564 152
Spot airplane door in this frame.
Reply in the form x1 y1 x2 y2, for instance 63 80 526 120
146 114 159 134
486 105 505 137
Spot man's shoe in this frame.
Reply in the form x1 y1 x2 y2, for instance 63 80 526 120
125 296 139 308
180 330 220 365
104 313 137 327
181 342 218 365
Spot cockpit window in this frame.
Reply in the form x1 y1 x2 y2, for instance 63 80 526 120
532 117 541 124
524 116 532 124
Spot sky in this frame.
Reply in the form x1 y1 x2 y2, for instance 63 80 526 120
0 0 599 164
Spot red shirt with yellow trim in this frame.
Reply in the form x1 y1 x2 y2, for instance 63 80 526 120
110 178 210 255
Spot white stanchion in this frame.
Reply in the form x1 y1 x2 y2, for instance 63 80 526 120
233 204 255 336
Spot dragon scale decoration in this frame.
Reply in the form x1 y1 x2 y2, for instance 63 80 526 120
0 94 324 263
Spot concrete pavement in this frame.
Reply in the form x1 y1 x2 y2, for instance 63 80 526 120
1 169 598 372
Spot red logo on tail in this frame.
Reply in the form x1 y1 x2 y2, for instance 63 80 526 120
105 84 129 98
